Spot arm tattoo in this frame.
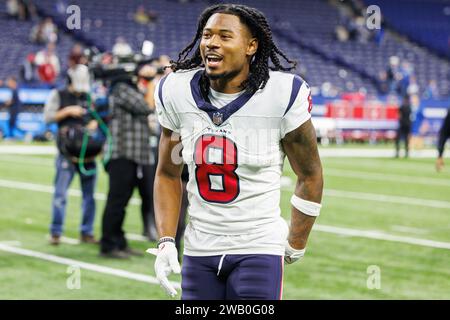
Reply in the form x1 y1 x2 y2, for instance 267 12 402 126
281 120 324 249
282 120 323 202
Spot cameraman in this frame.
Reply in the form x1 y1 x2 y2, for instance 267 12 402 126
100 64 158 259
44 64 99 245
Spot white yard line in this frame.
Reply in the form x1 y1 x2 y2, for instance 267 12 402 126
0 156 54 167
2 177 449 209
126 233 151 242
45 234 149 244
390 225 429 235
1 178 449 249
325 169 450 187
314 224 450 250
318 148 445 158
0 240 22 246
0 146 57 155
2 154 448 187
0 243 181 289
45 235 80 245
1 145 445 158
0 179 142 205
280 177 450 209
324 189 450 209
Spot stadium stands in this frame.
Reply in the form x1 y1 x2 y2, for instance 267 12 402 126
30 0 449 97
0 5 76 86
366 0 450 59
1 0 449 142
0 0 447 97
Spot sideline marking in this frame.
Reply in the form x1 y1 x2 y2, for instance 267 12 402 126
0 243 181 289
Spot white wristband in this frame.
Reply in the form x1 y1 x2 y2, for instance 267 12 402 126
290 195 321 217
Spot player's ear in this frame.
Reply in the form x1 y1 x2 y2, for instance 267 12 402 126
246 38 258 56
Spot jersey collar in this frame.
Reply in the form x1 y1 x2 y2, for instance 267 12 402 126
190 70 256 126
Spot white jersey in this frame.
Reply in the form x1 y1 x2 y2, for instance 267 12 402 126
154 69 312 256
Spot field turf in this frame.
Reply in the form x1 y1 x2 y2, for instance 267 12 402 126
0 147 449 299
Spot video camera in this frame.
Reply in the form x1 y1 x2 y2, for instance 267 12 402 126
85 40 158 86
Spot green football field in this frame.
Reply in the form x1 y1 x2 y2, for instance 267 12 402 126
0 146 449 300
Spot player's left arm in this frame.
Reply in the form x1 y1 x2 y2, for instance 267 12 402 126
281 119 323 261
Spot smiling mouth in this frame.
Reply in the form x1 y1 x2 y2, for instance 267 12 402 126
205 55 223 68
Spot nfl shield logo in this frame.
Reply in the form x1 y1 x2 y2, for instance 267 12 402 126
212 112 223 125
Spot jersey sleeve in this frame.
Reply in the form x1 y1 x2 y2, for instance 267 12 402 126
154 74 180 133
280 79 312 138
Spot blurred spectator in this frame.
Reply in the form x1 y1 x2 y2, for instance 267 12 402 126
145 56 172 107
133 5 158 24
399 61 414 96
43 64 99 245
19 53 37 83
407 75 419 96
321 81 340 97
112 37 133 57
335 15 369 43
22 0 37 20
334 0 383 44
7 0 36 20
158 55 173 76
30 18 58 44
100 65 158 258
353 16 371 43
134 5 149 25
30 20 46 44
395 95 412 158
56 0 66 14
35 43 61 84
436 107 450 172
3 77 23 139
42 17 58 43
335 24 349 42
6 0 20 19
384 55 407 94
68 44 88 69
423 80 440 100
142 64 158 110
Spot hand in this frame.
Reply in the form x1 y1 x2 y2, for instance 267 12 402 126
146 240 181 297
86 120 98 131
284 240 306 264
66 105 85 118
436 157 444 172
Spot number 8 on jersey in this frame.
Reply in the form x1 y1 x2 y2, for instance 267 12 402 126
194 134 240 203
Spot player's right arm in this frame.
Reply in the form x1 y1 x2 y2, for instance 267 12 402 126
146 74 183 297
152 73 183 237
154 127 184 238
146 126 183 297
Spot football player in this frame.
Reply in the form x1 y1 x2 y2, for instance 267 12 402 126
147 4 323 300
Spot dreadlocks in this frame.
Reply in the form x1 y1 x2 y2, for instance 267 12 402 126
170 3 297 95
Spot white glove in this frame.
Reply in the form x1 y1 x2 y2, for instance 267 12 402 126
146 239 181 297
284 240 306 264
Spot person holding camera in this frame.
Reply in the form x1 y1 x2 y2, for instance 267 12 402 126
44 64 99 245
99 64 158 259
